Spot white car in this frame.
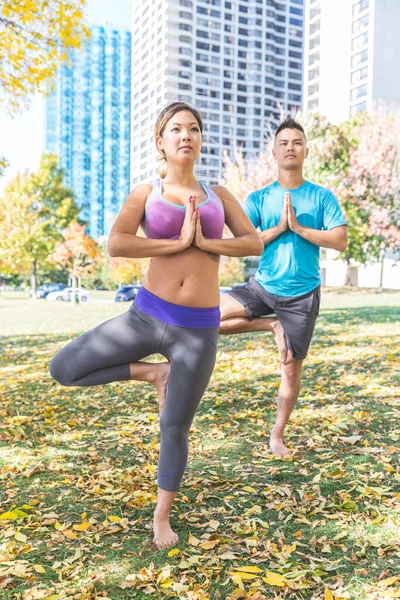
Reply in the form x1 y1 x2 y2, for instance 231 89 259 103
46 287 90 302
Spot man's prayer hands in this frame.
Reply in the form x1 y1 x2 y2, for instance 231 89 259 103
285 192 300 233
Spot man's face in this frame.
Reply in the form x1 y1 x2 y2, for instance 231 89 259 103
273 128 308 171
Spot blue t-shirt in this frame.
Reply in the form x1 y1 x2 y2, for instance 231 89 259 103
244 181 346 297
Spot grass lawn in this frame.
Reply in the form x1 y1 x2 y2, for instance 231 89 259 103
0 289 399 600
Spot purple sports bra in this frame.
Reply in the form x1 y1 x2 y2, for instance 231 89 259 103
144 179 225 240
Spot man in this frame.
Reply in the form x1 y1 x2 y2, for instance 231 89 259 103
220 118 348 456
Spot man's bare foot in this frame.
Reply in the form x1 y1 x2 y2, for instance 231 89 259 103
153 510 179 549
270 429 291 457
270 320 287 363
152 362 170 416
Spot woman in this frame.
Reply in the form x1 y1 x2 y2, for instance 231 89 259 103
49 102 263 548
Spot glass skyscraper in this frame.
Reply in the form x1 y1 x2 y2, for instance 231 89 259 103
45 26 131 238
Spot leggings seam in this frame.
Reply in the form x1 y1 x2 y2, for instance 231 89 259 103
157 322 168 354
194 328 218 350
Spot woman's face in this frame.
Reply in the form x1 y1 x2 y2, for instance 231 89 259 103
156 110 202 165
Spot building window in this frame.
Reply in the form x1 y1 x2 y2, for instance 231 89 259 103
309 35 320 51
351 83 367 101
353 0 369 16
308 66 319 80
309 51 320 66
352 31 368 51
351 100 367 114
351 66 368 84
352 49 368 67
352 13 369 33
308 82 319 97
309 19 320 36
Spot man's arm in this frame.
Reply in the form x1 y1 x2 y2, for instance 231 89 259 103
292 224 348 251
287 193 348 251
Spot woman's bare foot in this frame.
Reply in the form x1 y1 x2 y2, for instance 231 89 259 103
270 428 291 457
153 510 179 549
152 362 170 415
270 320 287 363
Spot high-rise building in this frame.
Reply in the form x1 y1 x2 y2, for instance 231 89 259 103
45 26 131 238
131 0 304 186
303 0 400 123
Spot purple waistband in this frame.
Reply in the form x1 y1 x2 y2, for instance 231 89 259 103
134 287 220 329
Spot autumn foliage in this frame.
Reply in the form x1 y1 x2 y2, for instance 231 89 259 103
50 222 100 282
0 0 89 112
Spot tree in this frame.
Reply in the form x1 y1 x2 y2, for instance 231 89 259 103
300 111 375 284
219 256 244 287
222 144 277 204
49 222 101 302
0 0 89 113
0 154 80 296
340 111 400 289
108 256 150 288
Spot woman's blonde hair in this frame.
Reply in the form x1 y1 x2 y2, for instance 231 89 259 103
155 102 203 179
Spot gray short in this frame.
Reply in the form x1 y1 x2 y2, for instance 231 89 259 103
227 277 321 360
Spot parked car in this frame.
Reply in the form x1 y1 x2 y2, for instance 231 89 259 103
46 287 90 302
115 285 141 302
30 283 67 298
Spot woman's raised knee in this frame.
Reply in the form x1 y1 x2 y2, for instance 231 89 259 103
49 353 75 387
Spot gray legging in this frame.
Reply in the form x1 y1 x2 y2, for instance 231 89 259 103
49 305 218 492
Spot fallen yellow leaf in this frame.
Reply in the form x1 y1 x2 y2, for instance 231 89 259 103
72 522 91 531
188 534 200 546
235 566 263 574
63 530 78 540
262 571 287 587
14 532 27 542
325 590 333 600
230 571 259 580
379 575 400 587
34 565 46 573
199 539 220 550
167 548 180 557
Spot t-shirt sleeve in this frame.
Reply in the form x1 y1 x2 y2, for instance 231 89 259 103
243 192 261 229
322 190 347 230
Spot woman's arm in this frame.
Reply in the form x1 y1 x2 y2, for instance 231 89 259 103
108 185 196 258
194 186 263 257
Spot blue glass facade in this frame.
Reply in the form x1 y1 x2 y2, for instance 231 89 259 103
45 26 131 238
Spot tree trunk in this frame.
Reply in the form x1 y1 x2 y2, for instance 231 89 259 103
30 260 37 299
377 248 385 293
71 262 80 305
344 257 352 287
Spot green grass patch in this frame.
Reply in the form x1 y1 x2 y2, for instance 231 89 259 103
0 290 399 599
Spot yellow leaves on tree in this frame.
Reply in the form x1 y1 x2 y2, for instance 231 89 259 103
49 222 100 281
219 256 244 286
0 0 89 112
108 255 150 286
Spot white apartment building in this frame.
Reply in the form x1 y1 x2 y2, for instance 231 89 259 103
131 0 305 185
303 0 400 123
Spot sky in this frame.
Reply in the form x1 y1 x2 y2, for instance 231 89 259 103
0 0 132 192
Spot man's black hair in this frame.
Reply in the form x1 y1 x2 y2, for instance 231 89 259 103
275 117 306 140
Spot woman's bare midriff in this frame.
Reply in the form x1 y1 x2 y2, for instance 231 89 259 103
142 245 220 307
